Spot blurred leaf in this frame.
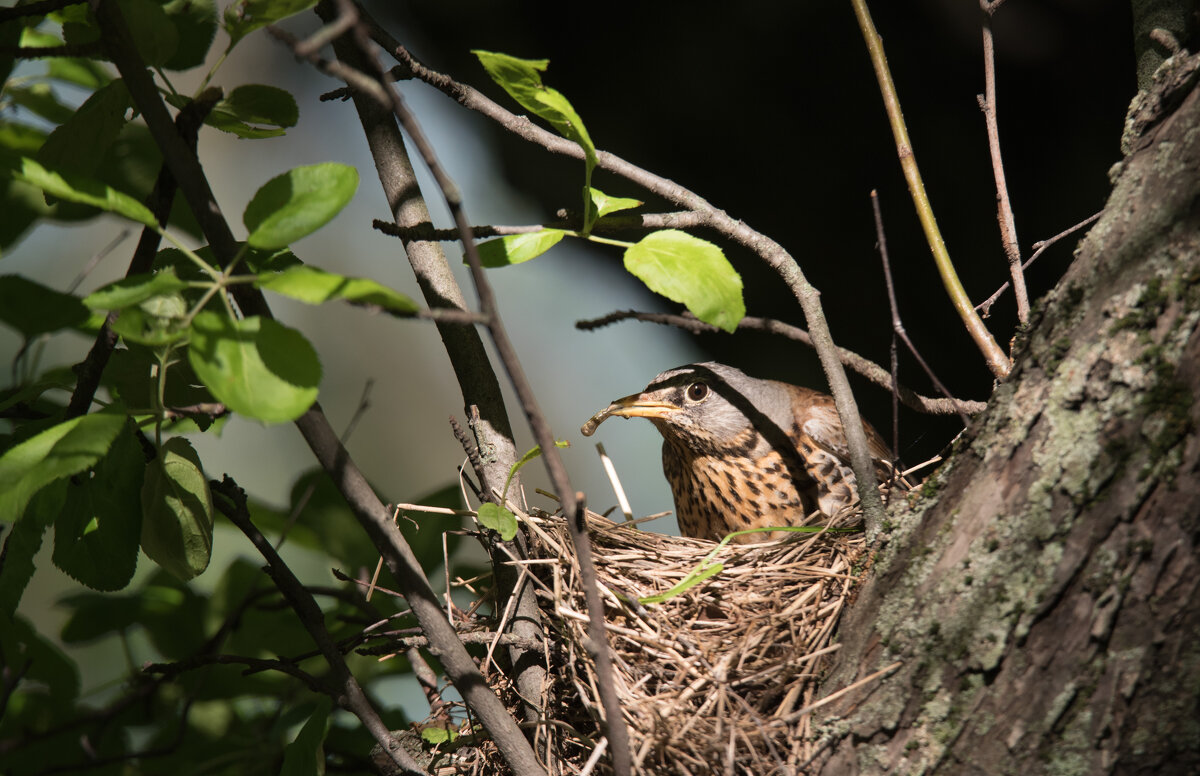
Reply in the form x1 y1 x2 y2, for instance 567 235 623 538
257 265 417 313
162 0 217 71
110 292 189 346
187 311 321 423
0 367 76 417
6 84 76 124
36 79 131 179
140 437 214 580
52 423 144 591
623 230 745 333
0 484 64 619
0 412 126 525
7 155 158 227
589 187 641 218
59 591 143 642
420 725 458 744
476 229 565 268
224 0 318 47
0 614 80 705
46 57 113 89
244 163 358 249
206 84 298 138
84 267 188 310
476 503 517 541
280 697 331 776
119 0 179 67
0 276 91 336
139 572 209 658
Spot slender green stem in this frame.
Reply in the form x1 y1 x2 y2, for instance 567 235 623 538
849 0 1011 379
158 228 223 280
580 233 633 249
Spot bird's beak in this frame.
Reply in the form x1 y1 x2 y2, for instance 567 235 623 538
581 393 679 436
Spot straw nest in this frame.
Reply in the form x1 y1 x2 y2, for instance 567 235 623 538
486 506 869 776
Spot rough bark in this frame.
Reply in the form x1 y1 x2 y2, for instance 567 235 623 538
814 57 1200 775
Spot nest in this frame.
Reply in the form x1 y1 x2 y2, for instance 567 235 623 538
508 508 868 775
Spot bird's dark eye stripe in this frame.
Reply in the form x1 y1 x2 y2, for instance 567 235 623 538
686 382 709 401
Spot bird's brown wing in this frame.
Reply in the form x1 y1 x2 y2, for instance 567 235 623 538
794 394 906 485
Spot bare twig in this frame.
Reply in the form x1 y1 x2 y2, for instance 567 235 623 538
299 4 629 768
213 476 428 776
576 310 987 416
850 0 1012 378
92 3 537 772
871 191 972 427
976 211 1102 317
978 1 1030 323
364 14 889 536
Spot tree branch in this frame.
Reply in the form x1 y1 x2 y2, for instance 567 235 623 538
212 477 427 776
91 3 541 773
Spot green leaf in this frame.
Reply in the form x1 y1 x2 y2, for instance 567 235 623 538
476 503 518 541
501 440 569 502
205 84 298 139
7 156 158 227
0 412 126 524
52 423 145 591
36 79 131 179
420 725 459 745
223 0 318 47
0 275 92 336
243 163 358 249
83 268 188 310
623 230 745 333
280 697 332 776
162 0 217 71
46 57 113 89
140 437 214 580
256 265 417 313
187 311 321 423
476 229 566 268
589 187 642 218
119 0 179 67
110 291 189 345
471 51 595 161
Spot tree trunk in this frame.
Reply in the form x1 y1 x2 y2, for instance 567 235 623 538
814 55 1200 775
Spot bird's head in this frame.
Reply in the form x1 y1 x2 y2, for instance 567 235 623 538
582 362 794 455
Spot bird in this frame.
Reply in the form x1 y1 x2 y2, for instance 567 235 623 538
581 362 904 543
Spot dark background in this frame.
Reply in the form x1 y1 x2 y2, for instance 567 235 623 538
369 0 1134 466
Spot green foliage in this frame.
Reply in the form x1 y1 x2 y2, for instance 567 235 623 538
244 162 359 248
257 264 418 312
140 437 215 580
472 53 745 332
187 311 322 424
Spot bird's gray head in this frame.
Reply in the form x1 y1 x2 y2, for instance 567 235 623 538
581 362 795 455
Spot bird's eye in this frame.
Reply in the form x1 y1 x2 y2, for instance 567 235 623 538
686 382 709 402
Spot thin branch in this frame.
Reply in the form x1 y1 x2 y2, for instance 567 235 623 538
849 0 1012 378
311 0 550 759
0 43 102 58
299 4 628 769
978 1 1030 323
576 310 987 416
91 3 535 773
364 18 890 536
871 191 972 427
372 210 706 241
976 211 1102 317
212 477 428 776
